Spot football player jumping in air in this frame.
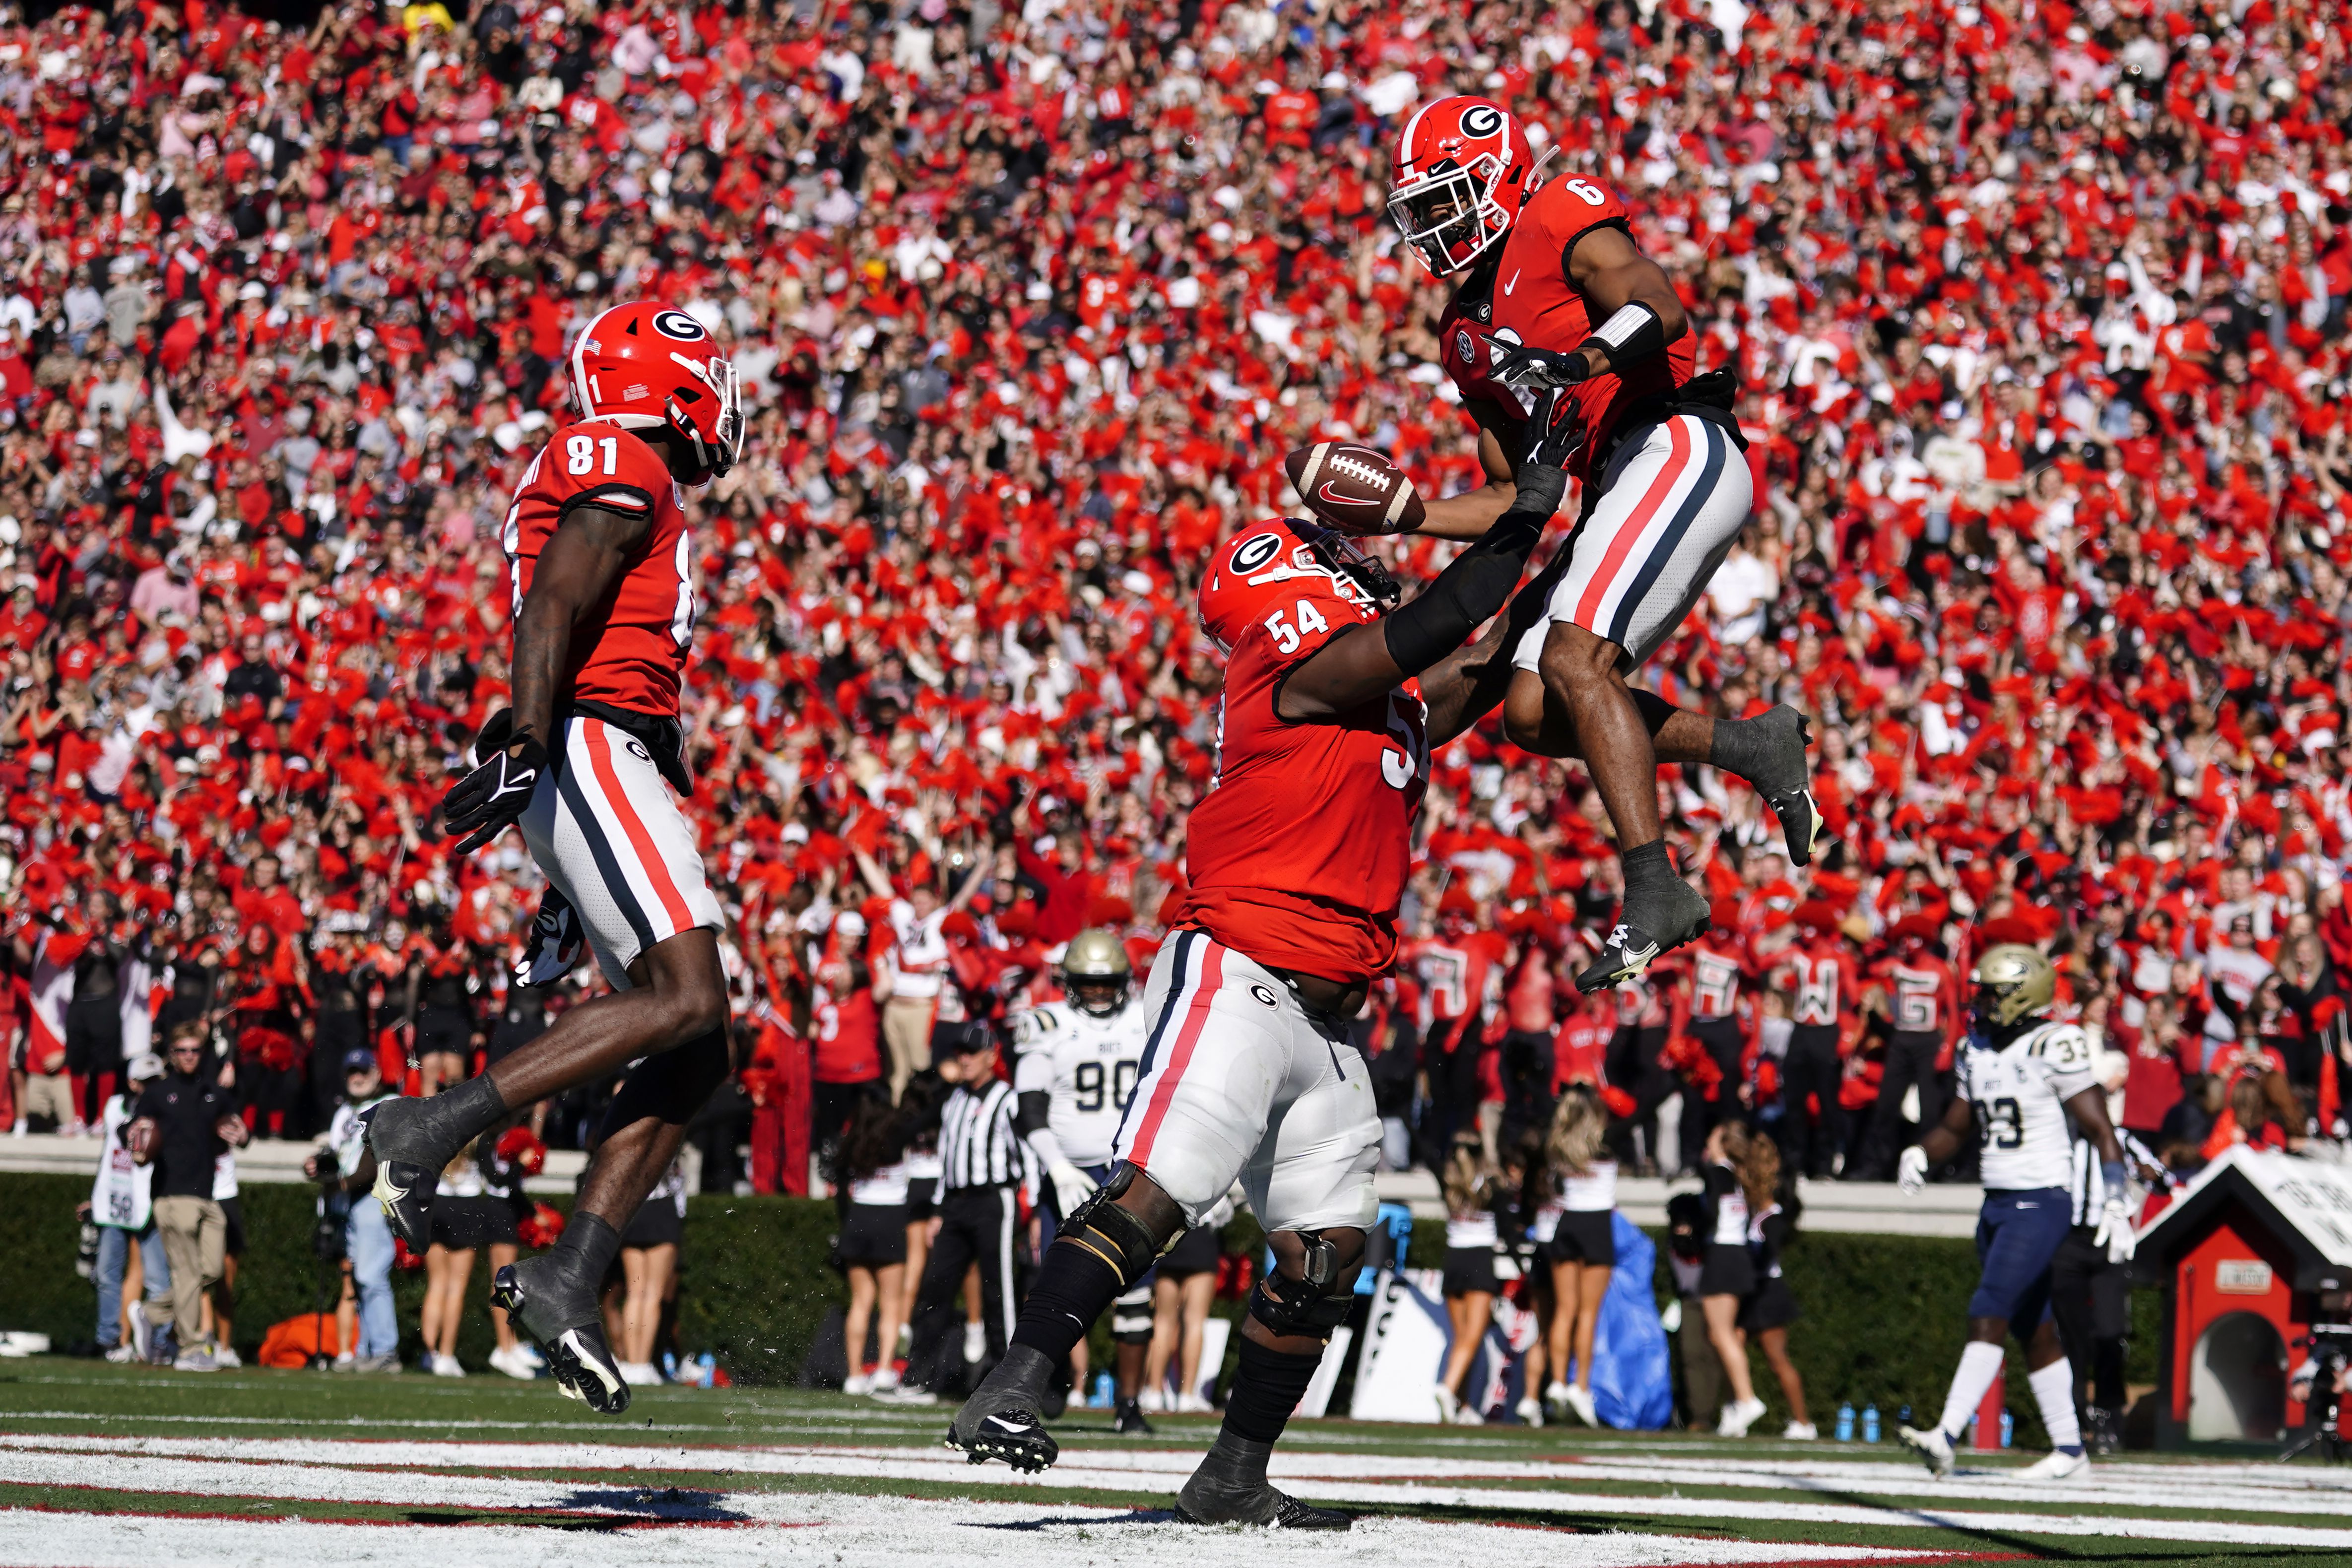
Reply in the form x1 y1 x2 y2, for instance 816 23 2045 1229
362 301 743 1414
1315 96 1823 992
940 388 1588 1529
1011 928 1157 1434
1896 945 2135 1483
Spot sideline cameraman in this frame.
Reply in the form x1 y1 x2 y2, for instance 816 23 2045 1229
308 1050 399 1373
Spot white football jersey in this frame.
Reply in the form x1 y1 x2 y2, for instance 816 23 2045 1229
1010 997 1151 1167
1956 1020 2099 1192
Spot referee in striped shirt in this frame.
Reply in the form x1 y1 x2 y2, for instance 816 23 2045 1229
2051 1117 2163 1455
894 1020 1023 1403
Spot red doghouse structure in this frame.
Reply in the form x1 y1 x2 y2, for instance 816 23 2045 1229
2135 1147 2352 1447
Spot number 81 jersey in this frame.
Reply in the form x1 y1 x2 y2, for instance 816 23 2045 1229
1167 521 1429 986
501 417 698 719
1012 998 1151 1167
1957 1021 2100 1191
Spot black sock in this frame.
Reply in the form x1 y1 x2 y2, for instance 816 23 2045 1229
1707 705 1806 792
1218 1337 1326 1446
552 1210 622 1289
1008 1241 1125 1363
1628 688 1676 736
1619 836 1673 891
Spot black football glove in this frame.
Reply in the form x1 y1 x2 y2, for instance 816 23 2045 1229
1490 340 1592 391
443 722 551 854
1520 384 1588 474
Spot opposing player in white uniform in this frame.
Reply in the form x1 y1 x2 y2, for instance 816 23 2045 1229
1011 929 1154 1433
1896 946 2133 1482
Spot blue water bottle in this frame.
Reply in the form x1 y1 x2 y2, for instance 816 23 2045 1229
1093 1372 1114 1408
1862 1404 1881 1443
1835 1403 1855 1441
696 1352 716 1388
2000 1410 2014 1448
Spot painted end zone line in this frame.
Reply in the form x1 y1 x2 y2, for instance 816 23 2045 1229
0 1436 2338 1552
0 1502 1965 1568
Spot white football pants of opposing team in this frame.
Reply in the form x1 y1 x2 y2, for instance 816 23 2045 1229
1110 928 1381 1233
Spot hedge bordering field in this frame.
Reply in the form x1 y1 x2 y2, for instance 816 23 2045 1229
0 1172 2154 1439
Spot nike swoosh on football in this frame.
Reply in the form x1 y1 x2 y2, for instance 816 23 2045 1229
1317 482 1366 505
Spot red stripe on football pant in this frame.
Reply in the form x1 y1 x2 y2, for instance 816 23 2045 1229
1128 943 1227 1167
1572 417 1693 631
583 720 695 933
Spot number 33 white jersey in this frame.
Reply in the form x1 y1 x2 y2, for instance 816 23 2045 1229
1957 1022 2099 1191
1011 998 1151 1168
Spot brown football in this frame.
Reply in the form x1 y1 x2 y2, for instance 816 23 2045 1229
1284 442 1426 535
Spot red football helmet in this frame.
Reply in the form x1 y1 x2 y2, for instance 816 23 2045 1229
566 301 743 477
1197 520 1398 655
1389 96 1541 276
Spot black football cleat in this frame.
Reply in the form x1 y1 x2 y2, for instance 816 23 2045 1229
359 1099 441 1251
946 1345 1060 1472
1576 877 1709 994
1747 705 1828 867
1112 1396 1153 1436
1176 1474 1350 1529
492 1258 629 1414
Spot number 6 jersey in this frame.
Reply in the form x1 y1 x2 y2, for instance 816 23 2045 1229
1168 522 1429 985
500 418 697 719
1011 997 1151 1168
1956 1020 2099 1191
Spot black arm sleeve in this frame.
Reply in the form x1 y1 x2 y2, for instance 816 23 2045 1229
1013 1090 1052 1138
1381 463 1567 676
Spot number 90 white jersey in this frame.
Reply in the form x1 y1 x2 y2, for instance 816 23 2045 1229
1956 1021 2099 1192
1011 998 1151 1168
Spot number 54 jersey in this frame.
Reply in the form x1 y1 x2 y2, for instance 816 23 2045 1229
1167 523 1429 986
1012 998 1151 1167
1957 1021 2099 1191
501 418 697 719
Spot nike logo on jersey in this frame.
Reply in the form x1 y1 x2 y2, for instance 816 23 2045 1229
1503 269 1521 296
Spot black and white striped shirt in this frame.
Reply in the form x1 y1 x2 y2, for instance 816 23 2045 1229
940 1078 1021 1191
2066 1125 2162 1226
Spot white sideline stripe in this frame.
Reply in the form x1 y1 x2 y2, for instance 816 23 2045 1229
7 1432 2339 1514
6 1436 2348 1549
0 1501 1939 1568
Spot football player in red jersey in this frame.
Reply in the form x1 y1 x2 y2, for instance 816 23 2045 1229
360 300 742 1414
1856 913 1964 1179
1331 97 1824 993
941 394 1585 1527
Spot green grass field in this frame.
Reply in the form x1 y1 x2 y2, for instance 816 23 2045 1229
1 1359 2346 1567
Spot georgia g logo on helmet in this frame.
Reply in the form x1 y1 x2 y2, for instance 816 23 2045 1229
1388 96 1542 276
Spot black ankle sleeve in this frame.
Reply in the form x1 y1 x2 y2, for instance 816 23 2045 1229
1219 1338 1326 1444
555 1210 622 1285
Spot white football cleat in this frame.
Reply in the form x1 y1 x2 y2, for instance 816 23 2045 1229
1898 1423 1957 1479
2015 1448 2090 1481
1782 1420 1818 1440
1434 1384 1461 1424
1515 1396 1545 1428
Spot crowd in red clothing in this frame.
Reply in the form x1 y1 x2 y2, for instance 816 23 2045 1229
2 0 2351 1186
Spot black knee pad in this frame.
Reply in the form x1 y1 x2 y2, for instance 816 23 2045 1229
599 1024 730 1134
1056 1166 1161 1286
1247 1229 1360 1338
